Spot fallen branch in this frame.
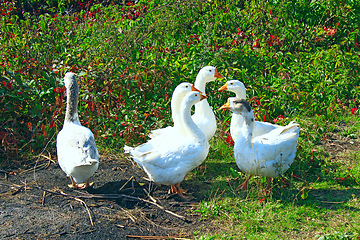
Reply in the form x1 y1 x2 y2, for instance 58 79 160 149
74 197 94 226
35 186 188 222
55 189 95 226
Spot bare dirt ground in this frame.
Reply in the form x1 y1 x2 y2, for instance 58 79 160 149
0 154 215 239
1 119 359 239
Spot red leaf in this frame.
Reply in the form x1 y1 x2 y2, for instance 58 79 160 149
226 135 234 146
351 108 357 115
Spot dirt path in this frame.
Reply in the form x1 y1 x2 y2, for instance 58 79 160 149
0 155 213 239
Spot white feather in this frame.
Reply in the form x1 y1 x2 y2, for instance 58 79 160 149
124 91 209 186
57 72 99 184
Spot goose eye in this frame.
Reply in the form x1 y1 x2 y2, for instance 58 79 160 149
185 85 188 88
209 70 212 72
230 83 233 85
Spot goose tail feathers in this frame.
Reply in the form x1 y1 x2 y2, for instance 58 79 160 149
123 145 133 154
280 122 299 135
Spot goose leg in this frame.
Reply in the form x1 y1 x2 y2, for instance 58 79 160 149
84 179 94 188
169 183 188 198
170 184 177 194
174 183 188 199
68 177 92 189
236 174 252 191
68 176 77 188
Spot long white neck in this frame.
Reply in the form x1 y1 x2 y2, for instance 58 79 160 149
238 111 255 145
194 74 207 94
230 90 246 141
233 89 246 99
230 112 244 141
171 93 182 129
194 75 213 116
64 81 81 125
180 99 206 142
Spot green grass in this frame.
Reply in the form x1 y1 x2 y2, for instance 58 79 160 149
189 113 360 239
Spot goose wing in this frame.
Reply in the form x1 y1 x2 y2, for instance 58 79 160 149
252 125 299 175
57 124 99 170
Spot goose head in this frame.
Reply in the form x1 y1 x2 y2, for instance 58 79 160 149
184 90 208 107
196 66 224 83
219 97 253 117
173 82 202 98
218 80 246 99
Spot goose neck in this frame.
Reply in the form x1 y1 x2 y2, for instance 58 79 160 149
230 112 244 140
64 81 80 125
180 100 206 142
239 113 255 143
234 90 246 99
171 95 182 129
194 75 207 94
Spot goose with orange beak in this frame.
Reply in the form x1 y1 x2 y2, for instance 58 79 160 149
220 98 299 192
191 66 224 140
125 90 209 198
150 66 224 141
219 80 298 141
149 83 202 138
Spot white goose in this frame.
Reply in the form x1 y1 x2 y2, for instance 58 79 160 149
124 91 209 198
219 80 297 141
149 66 224 140
148 83 201 138
192 66 224 140
220 98 299 191
56 72 99 189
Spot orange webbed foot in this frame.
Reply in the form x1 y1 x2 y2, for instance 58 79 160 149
68 178 93 189
170 183 190 199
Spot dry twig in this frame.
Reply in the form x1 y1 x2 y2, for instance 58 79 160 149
74 197 95 226
41 191 46 205
36 186 188 222
119 175 134 191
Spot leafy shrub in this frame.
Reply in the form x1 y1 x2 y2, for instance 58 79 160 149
0 0 359 164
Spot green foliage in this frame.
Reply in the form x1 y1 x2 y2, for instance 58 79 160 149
1 0 360 238
1 0 359 161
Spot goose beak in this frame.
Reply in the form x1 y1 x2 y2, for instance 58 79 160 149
218 82 228 92
200 94 208 101
191 84 204 95
219 98 231 112
214 68 224 79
